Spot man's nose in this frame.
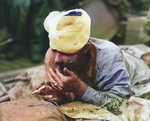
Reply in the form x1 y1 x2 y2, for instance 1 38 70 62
55 52 62 63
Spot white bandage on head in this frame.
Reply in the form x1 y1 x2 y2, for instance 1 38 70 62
44 9 91 54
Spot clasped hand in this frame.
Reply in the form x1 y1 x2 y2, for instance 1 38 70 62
34 67 87 104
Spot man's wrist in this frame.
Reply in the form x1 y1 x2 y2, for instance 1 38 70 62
73 81 88 97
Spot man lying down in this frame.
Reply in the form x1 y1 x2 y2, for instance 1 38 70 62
33 8 150 111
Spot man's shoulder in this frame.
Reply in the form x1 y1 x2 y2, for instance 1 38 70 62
89 37 123 64
89 37 120 51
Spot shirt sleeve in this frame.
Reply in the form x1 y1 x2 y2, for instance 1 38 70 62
80 42 133 110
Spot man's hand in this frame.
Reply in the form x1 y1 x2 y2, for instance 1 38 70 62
48 67 88 97
33 84 67 105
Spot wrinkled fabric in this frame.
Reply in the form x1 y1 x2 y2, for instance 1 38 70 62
80 37 133 110
120 96 150 121
60 101 122 121
8 66 45 101
122 50 150 85
44 9 91 54
122 49 150 98
0 99 67 121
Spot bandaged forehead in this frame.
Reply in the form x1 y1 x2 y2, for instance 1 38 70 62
44 9 91 54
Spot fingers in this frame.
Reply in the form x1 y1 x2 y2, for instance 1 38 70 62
43 95 53 101
47 67 74 91
45 80 51 86
56 67 73 80
49 68 62 91
56 67 75 91
63 67 74 76
43 95 56 101
44 85 53 92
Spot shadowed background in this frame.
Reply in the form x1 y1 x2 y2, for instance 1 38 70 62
0 0 150 72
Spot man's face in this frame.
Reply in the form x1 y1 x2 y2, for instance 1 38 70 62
53 50 75 65
45 45 91 77
45 48 75 72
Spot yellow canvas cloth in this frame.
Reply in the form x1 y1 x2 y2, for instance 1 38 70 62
60 101 122 121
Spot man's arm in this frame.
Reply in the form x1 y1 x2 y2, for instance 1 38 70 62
79 40 133 110
80 69 133 110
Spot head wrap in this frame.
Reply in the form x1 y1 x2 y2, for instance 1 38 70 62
44 9 91 54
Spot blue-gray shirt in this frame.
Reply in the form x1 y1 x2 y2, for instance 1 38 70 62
80 37 133 109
